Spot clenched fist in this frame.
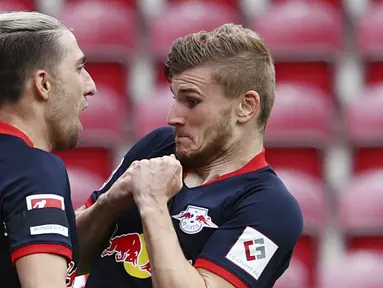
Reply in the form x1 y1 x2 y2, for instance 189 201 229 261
126 154 183 210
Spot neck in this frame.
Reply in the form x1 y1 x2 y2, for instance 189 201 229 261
184 133 264 188
0 106 51 151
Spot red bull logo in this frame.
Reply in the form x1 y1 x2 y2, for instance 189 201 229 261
172 205 218 235
101 233 141 265
101 227 151 279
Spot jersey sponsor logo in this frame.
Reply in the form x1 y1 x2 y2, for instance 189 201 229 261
172 205 218 234
66 260 77 288
101 225 151 279
225 226 278 280
101 225 194 279
26 194 65 210
30 224 69 237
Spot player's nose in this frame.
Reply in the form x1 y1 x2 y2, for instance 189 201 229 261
167 103 185 127
83 70 97 97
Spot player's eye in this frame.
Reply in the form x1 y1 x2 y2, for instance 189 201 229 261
77 64 86 72
187 97 200 108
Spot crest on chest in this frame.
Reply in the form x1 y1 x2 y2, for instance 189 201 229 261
172 205 218 234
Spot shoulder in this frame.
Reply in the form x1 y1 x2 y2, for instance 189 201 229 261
232 167 303 247
17 147 66 176
122 126 175 160
0 142 67 190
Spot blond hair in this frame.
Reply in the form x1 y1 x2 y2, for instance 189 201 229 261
0 11 68 106
164 23 275 132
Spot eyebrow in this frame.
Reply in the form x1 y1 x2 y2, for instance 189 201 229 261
171 87 202 96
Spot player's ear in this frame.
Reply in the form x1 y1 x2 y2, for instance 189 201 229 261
236 90 259 124
33 70 52 101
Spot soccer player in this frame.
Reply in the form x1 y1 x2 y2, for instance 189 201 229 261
76 24 303 288
0 12 96 288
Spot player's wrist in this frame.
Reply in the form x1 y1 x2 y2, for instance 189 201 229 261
136 200 168 219
98 191 129 216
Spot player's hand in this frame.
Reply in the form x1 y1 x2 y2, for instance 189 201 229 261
103 162 138 213
128 154 183 210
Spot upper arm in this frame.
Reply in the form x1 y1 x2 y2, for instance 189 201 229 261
84 127 175 208
2 154 73 281
198 268 235 288
194 189 303 288
16 253 67 288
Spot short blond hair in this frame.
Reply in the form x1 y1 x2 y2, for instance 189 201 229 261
0 11 68 107
164 23 275 132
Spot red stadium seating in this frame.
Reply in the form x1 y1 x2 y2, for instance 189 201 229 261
274 258 309 288
132 86 174 138
167 0 239 10
147 1 239 84
79 85 126 146
356 1 383 58
272 0 341 9
66 0 136 9
58 0 137 56
319 252 383 288
0 0 35 11
356 2 383 87
252 1 342 97
343 84 383 173
339 170 383 252
252 1 342 57
266 83 333 145
265 83 333 178
54 147 114 183
277 169 326 287
67 166 105 210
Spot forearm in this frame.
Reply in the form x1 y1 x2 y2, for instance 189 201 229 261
75 193 124 274
139 205 207 288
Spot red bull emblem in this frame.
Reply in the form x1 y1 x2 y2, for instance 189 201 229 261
101 232 142 265
172 205 218 235
101 227 152 279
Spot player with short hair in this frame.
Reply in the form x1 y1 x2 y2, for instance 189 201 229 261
0 11 96 288
76 24 303 288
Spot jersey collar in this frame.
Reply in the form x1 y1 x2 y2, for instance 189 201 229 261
202 149 268 186
183 149 269 186
0 121 34 147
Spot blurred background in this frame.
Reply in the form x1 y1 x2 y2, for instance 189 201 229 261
2 0 383 287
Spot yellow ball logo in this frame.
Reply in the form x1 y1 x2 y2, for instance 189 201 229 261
123 233 151 279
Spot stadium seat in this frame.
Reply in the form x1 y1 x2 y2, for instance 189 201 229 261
132 86 174 138
147 1 240 84
339 170 383 252
66 0 136 9
276 169 326 287
67 167 105 210
79 85 126 146
54 147 114 182
343 84 383 173
272 0 341 9
265 83 333 178
319 252 383 288
58 0 137 56
167 0 239 10
266 83 333 145
0 0 35 11
273 258 309 288
356 1 383 87
356 1 383 59
252 1 342 97
252 1 342 57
